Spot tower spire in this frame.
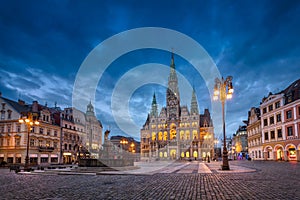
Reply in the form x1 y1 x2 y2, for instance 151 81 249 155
170 50 175 69
150 93 158 117
190 87 199 115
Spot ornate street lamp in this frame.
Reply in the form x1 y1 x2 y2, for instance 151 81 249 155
19 113 39 171
213 76 234 170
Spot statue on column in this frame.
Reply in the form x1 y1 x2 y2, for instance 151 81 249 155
104 130 110 141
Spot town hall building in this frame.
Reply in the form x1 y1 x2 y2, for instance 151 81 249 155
140 53 215 161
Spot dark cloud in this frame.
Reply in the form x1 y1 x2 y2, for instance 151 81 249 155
0 0 299 138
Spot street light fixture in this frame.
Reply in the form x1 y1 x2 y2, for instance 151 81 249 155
213 76 234 170
19 113 39 171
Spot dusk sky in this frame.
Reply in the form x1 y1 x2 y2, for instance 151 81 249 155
0 0 299 141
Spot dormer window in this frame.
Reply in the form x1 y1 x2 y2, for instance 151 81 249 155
1 110 5 120
7 110 12 119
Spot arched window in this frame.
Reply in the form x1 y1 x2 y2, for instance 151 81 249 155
180 130 184 140
185 130 190 140
158 132 163 141
192 130 198 139
152 132 156 141
163 131 168 141
164 152 168 157
186 151 190 158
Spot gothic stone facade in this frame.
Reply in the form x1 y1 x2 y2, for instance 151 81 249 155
140 54 214 161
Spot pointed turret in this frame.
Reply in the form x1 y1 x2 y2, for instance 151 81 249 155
190 88 199 115
86 100 95 116
170 51 175 69
150 93 158 117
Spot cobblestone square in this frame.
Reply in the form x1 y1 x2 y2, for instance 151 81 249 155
0 160 299 200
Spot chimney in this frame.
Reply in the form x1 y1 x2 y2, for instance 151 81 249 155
18 99 25 106
32 101 39 112
0 92 2 97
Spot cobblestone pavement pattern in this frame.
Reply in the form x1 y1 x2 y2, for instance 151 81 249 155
0 160 299 200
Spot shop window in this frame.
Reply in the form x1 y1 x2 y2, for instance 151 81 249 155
16 157 21 163
41 157 48 163
7 157 13 163
51 157 58 163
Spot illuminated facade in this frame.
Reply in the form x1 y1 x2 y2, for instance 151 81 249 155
85 102 103 159
140 53 214 161
260 79 300 161
247 107 263 160
0 97 61 165
0 94 103 166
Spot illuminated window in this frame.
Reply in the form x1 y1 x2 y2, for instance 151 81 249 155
186 152 190 158
193 151 198 158
181 152 184 157
170 129 176 140
180 130 184 140
163 131 168 140
164 152 167 157
152 132 156 141
192 130 198 139
158 132 163 141
185 130 190 140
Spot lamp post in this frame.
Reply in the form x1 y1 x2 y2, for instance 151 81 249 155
213 76 234 170
214 139 218 160
19 113 39 171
